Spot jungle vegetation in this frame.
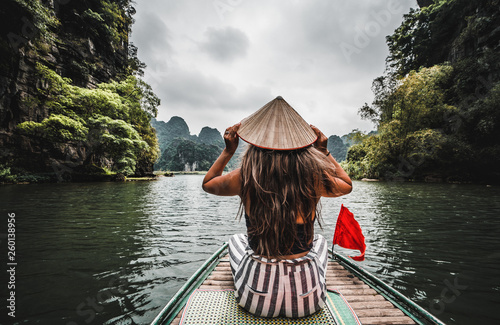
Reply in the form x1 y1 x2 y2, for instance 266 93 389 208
1 0 159 181
347 0 500 183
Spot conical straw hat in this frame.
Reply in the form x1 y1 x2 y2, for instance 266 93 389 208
237 96 317 150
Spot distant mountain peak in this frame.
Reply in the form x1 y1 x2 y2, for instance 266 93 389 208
198 127 224 148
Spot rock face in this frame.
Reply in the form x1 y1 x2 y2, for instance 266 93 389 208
151 117 194 152
198 126 225 148
152 117 229 172
0 1 155 181
327 135 348 162
417 0 433 8
152 116 358 171
155 137 222 172
1 1 129 130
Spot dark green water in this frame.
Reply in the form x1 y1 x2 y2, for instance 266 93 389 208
0 176 499 324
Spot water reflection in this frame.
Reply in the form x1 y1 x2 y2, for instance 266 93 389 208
1 178 499 324
329 181 500 325
0 182 146 324
123 176 244 324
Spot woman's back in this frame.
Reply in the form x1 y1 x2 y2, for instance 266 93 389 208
240 145 333 258
201 96 352 318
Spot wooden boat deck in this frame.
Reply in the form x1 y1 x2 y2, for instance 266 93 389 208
170 257 416 325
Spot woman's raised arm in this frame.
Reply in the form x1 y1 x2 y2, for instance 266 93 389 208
202 123 241 196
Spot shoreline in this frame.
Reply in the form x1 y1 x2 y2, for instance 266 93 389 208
358 177 496 186
1 171 496 186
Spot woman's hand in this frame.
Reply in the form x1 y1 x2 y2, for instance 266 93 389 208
310 125 328 154
224 123 240 154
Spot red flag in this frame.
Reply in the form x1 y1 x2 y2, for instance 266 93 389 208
333 204 366 261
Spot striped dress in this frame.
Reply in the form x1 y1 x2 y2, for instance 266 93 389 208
228 233 328 318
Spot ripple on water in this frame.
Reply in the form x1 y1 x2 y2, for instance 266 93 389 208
1 177 500 324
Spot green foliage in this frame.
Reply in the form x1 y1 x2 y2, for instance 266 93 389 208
12 0 60 42
17 64 159 176
87 115 147 175
0 164 15 183
386 7 431 77
156 138 221 172
83 9 105 23
350 0 500 182
17 114 88 142
462 82 500 144
151 117 194 154
127 44 146 76
0 164 52 183
349 64 494 181
136 79 160 118
386 65 457 137
100 1 131 45
151 116 236 172
386 0 499 78
2 0 156 180
68 0 133 51
342 129 370 147
346 129 396 179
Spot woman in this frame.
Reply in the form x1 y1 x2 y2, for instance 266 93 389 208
202 97 352 318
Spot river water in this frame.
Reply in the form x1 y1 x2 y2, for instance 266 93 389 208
1 175 499 325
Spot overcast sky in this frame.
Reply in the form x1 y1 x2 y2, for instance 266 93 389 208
131 0 418 137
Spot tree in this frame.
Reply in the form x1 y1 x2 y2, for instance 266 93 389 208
16 63 159 176
349 0 500 182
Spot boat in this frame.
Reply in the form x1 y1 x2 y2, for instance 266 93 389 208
150 242 446 325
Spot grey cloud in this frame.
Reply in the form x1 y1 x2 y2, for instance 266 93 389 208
152 67 274 134
131 0 418 136
130 12 173 69
199 27 250 62
152 66 272 112
282 0 414 71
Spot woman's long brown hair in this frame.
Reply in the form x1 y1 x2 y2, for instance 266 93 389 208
239 145 337 258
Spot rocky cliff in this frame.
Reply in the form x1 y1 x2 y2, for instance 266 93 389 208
151 117 194 153
350 0 500 182
0 0 158 182
152 116 228 172
327 135 348 162
152 116 355 171
198 126 225 148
